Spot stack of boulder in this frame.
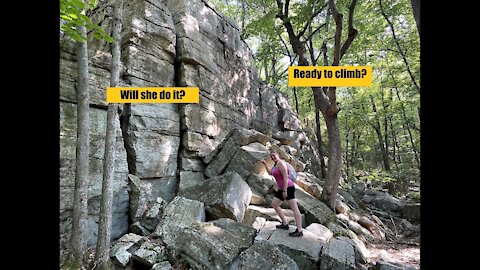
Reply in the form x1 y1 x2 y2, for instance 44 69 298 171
114 127 418 270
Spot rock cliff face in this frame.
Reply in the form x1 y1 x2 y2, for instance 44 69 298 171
59 0 320 251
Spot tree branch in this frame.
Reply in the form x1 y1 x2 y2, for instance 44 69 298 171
379 0 420 93
276 0 308 66
302 23 327 44
328 0 342 66
298 3 328 38
340 0 358 60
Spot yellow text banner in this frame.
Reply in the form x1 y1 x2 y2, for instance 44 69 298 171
288 66 372 87
107 87 199 103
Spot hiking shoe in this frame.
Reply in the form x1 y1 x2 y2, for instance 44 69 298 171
288 229 303 237
276 223 289 230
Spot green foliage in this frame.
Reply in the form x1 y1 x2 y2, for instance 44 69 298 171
357 169 395 183
60 0 113 43
212 0 420 193
407 191 420 203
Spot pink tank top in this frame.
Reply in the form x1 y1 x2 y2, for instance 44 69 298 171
272 163 294 190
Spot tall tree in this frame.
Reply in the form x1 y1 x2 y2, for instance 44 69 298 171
61 0 113 266
369 94 390 171
94 1 123 269
70 4 90 265
395 88 420 169
276 0 358 210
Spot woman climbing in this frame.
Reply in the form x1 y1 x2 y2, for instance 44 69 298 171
261 151 303 237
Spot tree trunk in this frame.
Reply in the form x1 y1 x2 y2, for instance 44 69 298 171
70 18 90 264
381 88 390 165
410 0 420 36
395 89 420 169
370 95 390 171
319 113 342 209
314 100 327 180
345 109 350 181
94 1 123 269
275 0 357 210
390 118 399 171
293 87 299 114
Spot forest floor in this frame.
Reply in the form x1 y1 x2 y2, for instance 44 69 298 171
365 235 420 268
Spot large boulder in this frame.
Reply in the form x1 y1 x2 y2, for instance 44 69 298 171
204 128 270 177
362 190 403 213
174 218 256 269
320 237 356 270
110 233 144 267
179 172 252 222
153 196 205 249
244 173 276 205
295 187 336 226
402 203 420 222
264 225 326 269
132 239 167 268
129 174 171 221
223 142 270 179
230 240 300 270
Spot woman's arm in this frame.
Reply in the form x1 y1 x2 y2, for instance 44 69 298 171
261 160 272 175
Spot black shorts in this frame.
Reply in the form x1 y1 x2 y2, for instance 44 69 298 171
274 186 295 201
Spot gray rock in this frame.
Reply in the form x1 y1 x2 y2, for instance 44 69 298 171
254 220 277 241
267 225 325 269
294 174 323 200
130 104 180 136
243 205 300 227
230 240 300 270
178 170 204 192
180 157 204 171
133 239 167 268
129 174 175 221
153 196 205 249
205 128 270 178
151 261 173 270
399 219 420 233
339 188 360 209
130 131 180 179
338 236 370 264
245 173 275 205
278 107 302 131
369 260 405 270
140 197 167 231
130 221 151 236
179 172 252 222
272 130 300 145
224 142 270 179
174 218 256 270
362 191 403 213
305 223 334 243
320 238 356 270
110 233 143 267
402 203 420 222
295 187 336 225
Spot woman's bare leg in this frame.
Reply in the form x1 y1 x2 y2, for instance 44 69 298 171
272 197 288 224
287 198 303 231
